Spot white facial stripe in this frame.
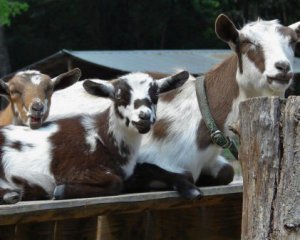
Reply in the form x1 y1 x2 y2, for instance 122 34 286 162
43 99 49 114
16 70 41 76
31 75 42 85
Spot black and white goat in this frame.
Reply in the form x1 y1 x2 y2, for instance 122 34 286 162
0 71 189 204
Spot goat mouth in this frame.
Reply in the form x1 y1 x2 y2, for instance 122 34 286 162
29 115 43 129
267 73 293 84
132 120 151 134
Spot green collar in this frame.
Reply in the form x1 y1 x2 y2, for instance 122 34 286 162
195 76 239 160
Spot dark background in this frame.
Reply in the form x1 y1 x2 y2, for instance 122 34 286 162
2 0 300 75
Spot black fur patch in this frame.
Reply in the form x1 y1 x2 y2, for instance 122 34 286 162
113 81 132 107
148 83 159 104
134 98 152 109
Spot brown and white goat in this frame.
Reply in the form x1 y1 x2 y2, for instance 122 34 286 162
125 14 300 198
0 71 189 204
0 68 81 129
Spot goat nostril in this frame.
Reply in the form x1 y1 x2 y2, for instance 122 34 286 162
139 111 150 120
275 61 290 73
31 102 44 112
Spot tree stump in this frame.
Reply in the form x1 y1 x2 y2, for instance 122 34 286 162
239 96 300 240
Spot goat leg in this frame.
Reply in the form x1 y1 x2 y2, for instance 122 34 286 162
125 163 203 200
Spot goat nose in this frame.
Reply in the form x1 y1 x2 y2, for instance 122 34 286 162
31 102 44 112
275 61 291 73
139 111 151 120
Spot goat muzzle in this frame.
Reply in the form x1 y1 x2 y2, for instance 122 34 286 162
132 120 152 134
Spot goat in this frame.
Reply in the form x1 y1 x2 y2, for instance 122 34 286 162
0 71 189 204
47 14 300 199
124 14 300 198
0 68 81 129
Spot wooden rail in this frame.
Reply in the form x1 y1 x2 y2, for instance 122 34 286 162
0 183 242 240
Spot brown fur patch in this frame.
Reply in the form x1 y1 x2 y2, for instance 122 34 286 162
152 119 171 140
197 55 239 149
246 45 265 73
50 109 129 194
239 37 265 73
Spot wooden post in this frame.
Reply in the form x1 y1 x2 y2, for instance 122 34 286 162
239 96 300 240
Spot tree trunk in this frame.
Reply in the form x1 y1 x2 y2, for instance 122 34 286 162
239 96 300 240
0 25 11 77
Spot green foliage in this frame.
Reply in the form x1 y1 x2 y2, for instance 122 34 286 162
4 0 300 71
0 0 28 26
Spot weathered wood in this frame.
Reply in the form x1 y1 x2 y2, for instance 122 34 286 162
15 222 55 240
239 96 300 240
100 193 242 240
0 225 15 240
54 217 98 240
0 184 242 226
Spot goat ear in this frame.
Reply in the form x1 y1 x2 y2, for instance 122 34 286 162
0 79 9 97
83 79 115 99
215 14 239 47
289 22 300 55
157 71 189 94
52 68 81 91
289 21 300 39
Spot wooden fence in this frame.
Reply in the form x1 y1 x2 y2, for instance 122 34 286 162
0 184 242 240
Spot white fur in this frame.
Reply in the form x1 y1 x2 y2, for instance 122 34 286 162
16 70 41 76
31 75 42 85
49 81 110 121
1 124 59 194
108 101 142 178
81 114 104 152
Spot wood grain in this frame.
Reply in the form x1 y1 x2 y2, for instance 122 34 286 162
239 96 300 239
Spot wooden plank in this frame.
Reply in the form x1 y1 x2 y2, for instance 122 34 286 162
0 184 242 225
100 193 242 240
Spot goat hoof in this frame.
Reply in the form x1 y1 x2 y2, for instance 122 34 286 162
53 185 66 200
181 188 203 200
3 191 21 204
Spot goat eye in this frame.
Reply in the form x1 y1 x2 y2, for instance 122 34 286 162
10 90 20 96
242 40 255 46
